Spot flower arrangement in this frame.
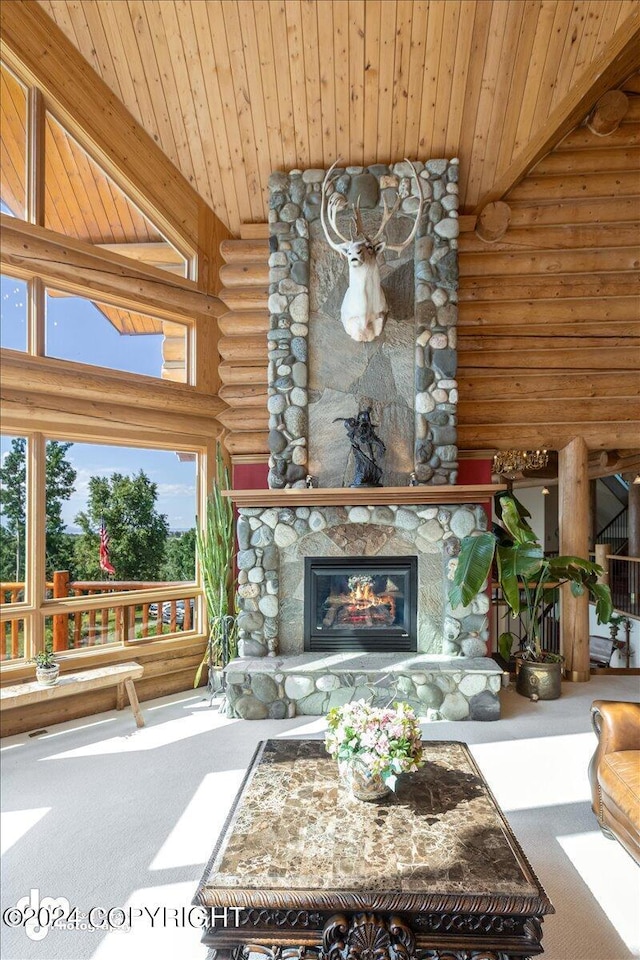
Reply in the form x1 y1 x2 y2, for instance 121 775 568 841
325 699 424 792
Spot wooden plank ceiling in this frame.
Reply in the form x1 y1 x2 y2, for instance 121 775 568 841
36 0 639 236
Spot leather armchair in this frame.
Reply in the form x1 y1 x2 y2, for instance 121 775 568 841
589 699 640 865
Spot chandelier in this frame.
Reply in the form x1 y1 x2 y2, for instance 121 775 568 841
493 449 549 479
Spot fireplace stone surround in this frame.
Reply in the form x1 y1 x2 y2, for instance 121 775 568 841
222 159 504 721
235 501 490 659
223 490 505 722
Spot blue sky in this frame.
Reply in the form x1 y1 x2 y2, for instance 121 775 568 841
1 235 196 533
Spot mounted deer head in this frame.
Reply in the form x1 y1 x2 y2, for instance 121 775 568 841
320 160 424 342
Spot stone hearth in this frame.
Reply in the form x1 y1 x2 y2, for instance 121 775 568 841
225 653 504 721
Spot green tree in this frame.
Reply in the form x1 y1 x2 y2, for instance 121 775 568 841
44 442 77 578
0 438 26 582
0 439 77 582
161 528 196 581
74 471 169 581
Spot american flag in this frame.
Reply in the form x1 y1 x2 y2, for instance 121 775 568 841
99 520 116 575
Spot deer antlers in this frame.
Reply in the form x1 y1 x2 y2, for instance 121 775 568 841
320 158 424 253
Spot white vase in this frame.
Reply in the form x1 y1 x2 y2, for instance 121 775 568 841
36 664 60 686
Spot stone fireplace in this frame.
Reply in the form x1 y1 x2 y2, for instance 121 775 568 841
236 499 490 660
226 491 502 722
223 158 504 722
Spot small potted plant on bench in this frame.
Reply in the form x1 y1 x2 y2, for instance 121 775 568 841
32 644 60 686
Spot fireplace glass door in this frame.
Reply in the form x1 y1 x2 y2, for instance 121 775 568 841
304 556 417 652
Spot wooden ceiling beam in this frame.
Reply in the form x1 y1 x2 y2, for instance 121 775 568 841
97 241 185 265
0 215 225 321
473 11 640 213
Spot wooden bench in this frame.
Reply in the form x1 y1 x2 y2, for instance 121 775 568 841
0 661 145 729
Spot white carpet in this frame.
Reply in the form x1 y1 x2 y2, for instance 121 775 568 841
1 675 639 960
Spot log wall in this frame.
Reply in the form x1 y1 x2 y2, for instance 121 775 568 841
219 85 640 459
217 227 270 456
457 83 640 452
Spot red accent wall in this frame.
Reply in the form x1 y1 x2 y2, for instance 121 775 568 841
233 461 269 490
457 459 492 484
232 459 493 489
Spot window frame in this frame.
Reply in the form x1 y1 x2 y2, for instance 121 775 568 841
1 59 195 275
1 427 210 672
0 54 225 679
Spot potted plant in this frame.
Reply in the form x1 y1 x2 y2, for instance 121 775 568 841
608 613 632 666
32 645 60 686
448 492 613 700
194 443 238 695
325 699 425 801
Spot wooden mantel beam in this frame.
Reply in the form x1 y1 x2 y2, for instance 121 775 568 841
473 12 640 213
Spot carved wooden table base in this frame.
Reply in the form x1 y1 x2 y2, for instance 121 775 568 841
202 909 541 960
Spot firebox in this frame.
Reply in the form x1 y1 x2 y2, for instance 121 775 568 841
304 556 418 652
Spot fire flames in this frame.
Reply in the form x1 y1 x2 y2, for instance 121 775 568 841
323 574 397 628
349 578 377 606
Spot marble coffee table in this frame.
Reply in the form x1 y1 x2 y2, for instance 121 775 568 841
194 739 553 960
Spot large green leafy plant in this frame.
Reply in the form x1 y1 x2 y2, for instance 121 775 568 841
448 493 613 662
194 444 237 686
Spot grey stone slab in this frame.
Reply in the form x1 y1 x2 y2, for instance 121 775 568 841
224 654 502 676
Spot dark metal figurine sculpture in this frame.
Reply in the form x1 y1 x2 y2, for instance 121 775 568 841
334 407 386 487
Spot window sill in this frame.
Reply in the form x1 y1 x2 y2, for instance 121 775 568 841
0 632 207 685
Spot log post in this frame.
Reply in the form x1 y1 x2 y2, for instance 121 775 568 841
587 90 629 136
52 570 70 652
625 473 640 558
595 544 610 587
475 201 511 243
559 438 590 681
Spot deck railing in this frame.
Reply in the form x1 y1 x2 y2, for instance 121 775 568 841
607 555 639 618
1 571 198 661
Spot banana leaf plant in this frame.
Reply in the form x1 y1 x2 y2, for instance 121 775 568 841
194 443 238 687
448 492 613 663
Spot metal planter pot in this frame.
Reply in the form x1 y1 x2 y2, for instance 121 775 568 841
515 657 564 700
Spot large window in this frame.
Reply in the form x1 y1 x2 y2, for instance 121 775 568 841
1 433 202 662
44 112 188 277
0 54 215 675
0 273 27 352
43 440 197 592
45 288 189 382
